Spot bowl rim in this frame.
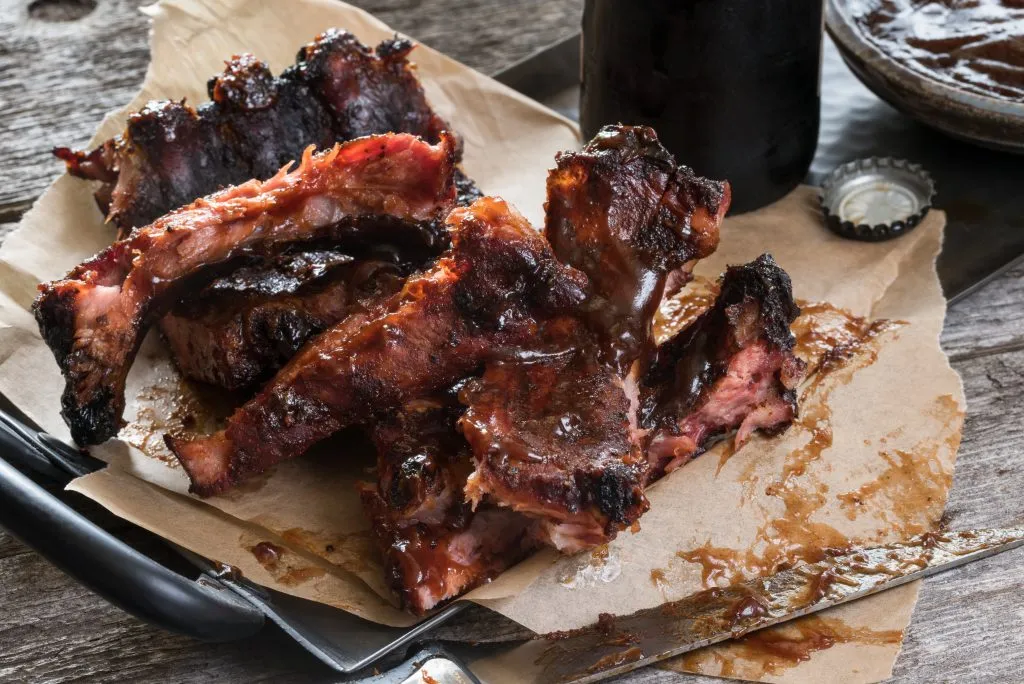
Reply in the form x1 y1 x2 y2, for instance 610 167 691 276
825 0 1024 118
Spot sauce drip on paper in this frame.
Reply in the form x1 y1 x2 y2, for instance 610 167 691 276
837 444 954 532
653 277 719 344
664 614 903 678
247 537 327 587
120 364 242 466
675 304 905 588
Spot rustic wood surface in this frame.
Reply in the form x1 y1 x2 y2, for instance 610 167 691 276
1 1 1023 682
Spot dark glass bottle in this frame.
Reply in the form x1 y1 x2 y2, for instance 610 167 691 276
581 0 823 214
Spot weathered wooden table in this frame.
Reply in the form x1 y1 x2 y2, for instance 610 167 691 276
1 1 1022 681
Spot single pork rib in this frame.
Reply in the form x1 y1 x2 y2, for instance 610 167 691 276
460 346 648 552
458 125 731 551
544 125 729 370
160 251 411 390
54 29 470 238
168 197 589 496
35 133 457 445
642 254 805 479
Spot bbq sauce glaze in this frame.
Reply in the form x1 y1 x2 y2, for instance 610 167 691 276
581 0 823 214
852 0 1024 101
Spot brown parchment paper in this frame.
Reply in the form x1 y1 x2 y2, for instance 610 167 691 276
0 0 963 681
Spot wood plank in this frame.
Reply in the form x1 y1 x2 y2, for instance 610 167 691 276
0 0 153 211
942 261 1024 361
357 0 583 76
0 531 31 562
0 546 329 683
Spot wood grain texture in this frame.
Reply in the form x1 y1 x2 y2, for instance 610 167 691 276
0 0 152 212
942 261 1024 361
2 0 1023 682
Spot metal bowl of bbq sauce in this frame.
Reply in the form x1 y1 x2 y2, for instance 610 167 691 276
827 0 1024 153
580 0 825 214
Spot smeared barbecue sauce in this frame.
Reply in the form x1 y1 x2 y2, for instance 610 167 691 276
805 566 860 602
251 541 283 566
851 0 1024 100
837 444 954 531
120 365 243 467
587 647 645 673
727 594 770 626
668 303 908 588
247 539 327 587
664 614 903 678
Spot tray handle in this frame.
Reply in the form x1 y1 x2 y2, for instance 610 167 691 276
0 412 265 642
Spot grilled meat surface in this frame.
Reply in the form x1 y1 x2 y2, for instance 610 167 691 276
39 118 808 614
54 30 467 238
359 393 538 614
35 133 457 445
167 197 589 496
161 251 410 389
369 396 471 529
460 346 648 553
544 125 729 371
642 254 805 478
56 30 482 392
362 487 536 614
161 182 479 391
458 125 729 551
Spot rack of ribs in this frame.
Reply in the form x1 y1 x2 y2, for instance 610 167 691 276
360 253 804 613
166 126 737 516
365 256 803 611
56 29 481 392
35 133 458 445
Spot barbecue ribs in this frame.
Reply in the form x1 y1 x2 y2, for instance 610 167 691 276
54 30 469 237
167 197 589 496
365 253 804 612
642 254 804 478
35 133 457 445
57 30 481 391
368 252 803 610
458 126 730 551
544 125 729 370
358 392 538 613
160 251 411 390
460 347 647 552
38 114 807 612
